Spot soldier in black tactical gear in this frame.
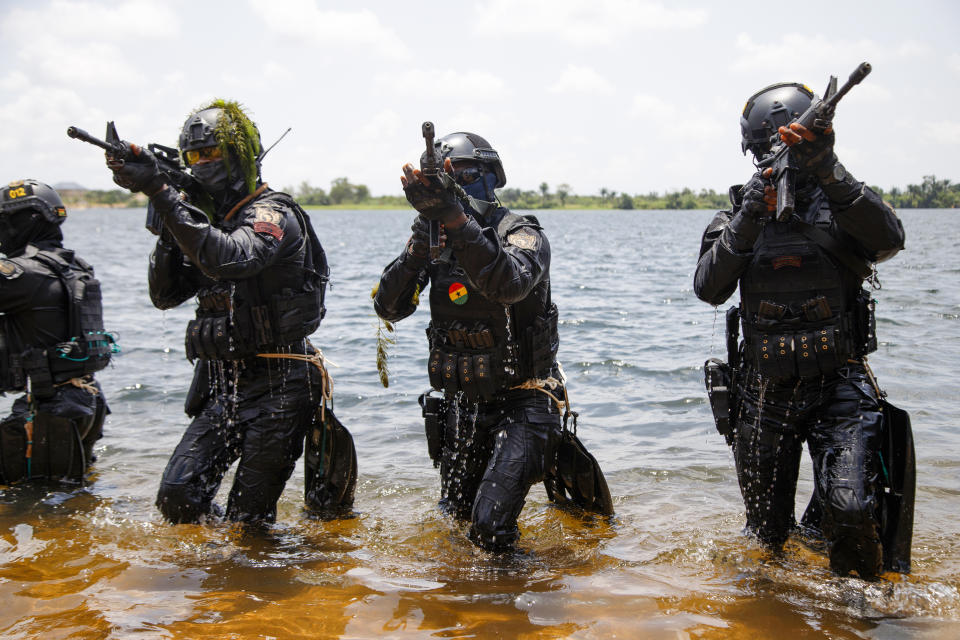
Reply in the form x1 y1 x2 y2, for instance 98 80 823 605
0 180 111 484
374 130 574 552
105 100 335 524
695 82 908 578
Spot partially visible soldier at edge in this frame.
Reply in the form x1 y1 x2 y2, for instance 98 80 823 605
0 180 111 485
374 130 610 552
694 81 909 579
103 100 335 524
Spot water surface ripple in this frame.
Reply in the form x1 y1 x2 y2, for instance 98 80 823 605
0 209 957 638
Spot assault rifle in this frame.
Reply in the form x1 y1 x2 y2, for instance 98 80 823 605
420 121 442 259
759 61 872 222
67 122 204 234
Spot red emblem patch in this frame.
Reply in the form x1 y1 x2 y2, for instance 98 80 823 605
772 255 801 269
253 221 284 241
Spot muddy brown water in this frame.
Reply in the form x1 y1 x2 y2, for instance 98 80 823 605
1 209 957 639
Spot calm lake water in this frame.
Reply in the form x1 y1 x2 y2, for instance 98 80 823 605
0 208 957 639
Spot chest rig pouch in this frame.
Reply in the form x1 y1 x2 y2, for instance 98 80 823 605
739 200 874 381
426 239 557 402
184 193 329 361
9 250 113 398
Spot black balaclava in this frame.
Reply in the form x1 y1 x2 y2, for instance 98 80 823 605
0 209 62 257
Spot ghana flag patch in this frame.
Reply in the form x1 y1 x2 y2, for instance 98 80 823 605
448 282 468 305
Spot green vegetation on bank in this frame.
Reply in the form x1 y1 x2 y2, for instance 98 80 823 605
58 175 960 210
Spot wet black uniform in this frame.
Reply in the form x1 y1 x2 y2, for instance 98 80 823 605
0 241 109 483
148 186 326 523
695 177 904 577
375 203 561 551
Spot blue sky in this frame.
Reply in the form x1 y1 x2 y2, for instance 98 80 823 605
1 0 957 196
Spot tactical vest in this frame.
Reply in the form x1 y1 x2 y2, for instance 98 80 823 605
0 248 112 397
739 193 876 380
425 213 558 401
184 192 329 361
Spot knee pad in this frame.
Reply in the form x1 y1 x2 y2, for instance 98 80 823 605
470 480 525 551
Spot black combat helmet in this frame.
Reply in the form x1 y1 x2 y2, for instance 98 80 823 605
740 83 815 158
428 132 506 189
179 100 263 197
0 179 67 224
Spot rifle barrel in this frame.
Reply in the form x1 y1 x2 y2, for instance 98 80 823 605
66 126 115 152
826 62 872 108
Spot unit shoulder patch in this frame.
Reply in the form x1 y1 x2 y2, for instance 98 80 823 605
506 228 540 251
0 259 24 279
251 206 284 226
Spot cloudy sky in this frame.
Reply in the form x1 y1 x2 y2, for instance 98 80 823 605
1 0 957 197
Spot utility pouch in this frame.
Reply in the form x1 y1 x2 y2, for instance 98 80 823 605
802 296 833 322
704 358 733 444
458 355 478 401
857 290 878 355
473 353 497 400
813 327 842 374
796 332 820 378
198 318 217 360
251 304 272 346
211 316 232 357
428 348 444 390
184 363 211 417
755 333 795 380
440 351 458 395
23 349 54 399
418 391 444 467
185 319 201 362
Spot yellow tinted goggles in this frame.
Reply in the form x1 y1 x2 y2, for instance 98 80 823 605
184 146 223 166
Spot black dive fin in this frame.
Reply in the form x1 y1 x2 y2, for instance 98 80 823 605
880 399 915 573
304 407 357 515
544 430 614 516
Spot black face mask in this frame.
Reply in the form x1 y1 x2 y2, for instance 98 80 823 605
0 210 43 256
191 160 231 200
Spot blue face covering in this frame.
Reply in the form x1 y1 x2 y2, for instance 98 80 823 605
460 171 498 202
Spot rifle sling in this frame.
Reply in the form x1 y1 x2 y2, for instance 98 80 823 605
790 219 873 279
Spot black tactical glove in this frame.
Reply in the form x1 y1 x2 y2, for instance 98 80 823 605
404 172 464 222
779 123 838 180
107 145 167 196
738 173 775 222
405 216 431 261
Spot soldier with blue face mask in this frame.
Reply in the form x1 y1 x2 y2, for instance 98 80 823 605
375 130 611 552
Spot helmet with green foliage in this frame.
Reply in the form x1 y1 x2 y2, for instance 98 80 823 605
0 179 67 225
740 82 815 158
179 99 262 195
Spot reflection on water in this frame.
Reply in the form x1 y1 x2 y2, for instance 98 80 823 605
1 209 958 638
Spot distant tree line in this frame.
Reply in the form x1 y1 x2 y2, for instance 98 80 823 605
870 175 960 209
57 175 960 210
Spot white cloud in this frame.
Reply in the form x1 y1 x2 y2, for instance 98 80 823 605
920 120 960 145
375 69 506 97
248 0 411 60
2 0 177 40
549 65 614 95
732 33 885 74
629 94 675 120
1 0 178 88
949 53 960 74
475 0 707 45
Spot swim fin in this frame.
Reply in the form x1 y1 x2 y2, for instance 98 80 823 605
880 398 915 573
544 429 614 516
304 407 357 514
